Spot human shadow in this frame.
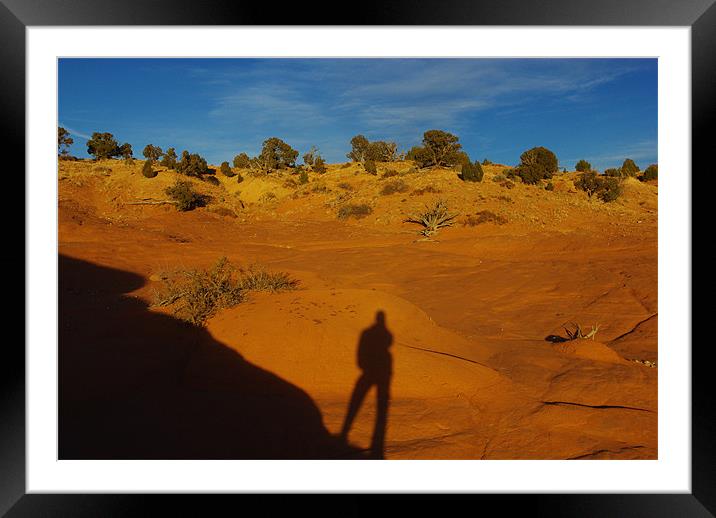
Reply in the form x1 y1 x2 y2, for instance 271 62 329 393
59 254 360 459
340 311 393 459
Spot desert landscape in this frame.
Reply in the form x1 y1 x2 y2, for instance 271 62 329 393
57 57 658 461
58 139 658 460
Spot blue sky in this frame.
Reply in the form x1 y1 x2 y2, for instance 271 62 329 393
58 58 657 171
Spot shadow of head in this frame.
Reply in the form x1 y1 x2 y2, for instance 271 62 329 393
59 254 360 459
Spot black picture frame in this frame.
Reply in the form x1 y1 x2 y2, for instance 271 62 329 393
5 0 706 515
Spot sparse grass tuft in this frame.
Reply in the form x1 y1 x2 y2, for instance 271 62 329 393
236 265 300 292
337 182 354 191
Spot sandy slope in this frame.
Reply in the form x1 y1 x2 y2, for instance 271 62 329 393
58 159 658 459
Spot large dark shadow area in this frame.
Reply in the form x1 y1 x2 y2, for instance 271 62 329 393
59 254 359 459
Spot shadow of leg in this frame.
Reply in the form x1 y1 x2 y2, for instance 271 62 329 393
371 377 390 459
340 374 371 442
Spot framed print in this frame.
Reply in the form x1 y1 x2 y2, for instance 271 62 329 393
6 0 708 514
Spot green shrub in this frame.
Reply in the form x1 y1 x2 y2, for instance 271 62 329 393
482 158 493 165
236 172 244 184
160 148 178 169
233 153 251 169
346 135 370 162
257 137 299 171
575 171 622 202
338 203 372 219
313 156 327 174
142 160 157 178
461 160 484 182
380 179 409 195
165 179 209 211
58 127 74 156
203 175 220 186
575 159 592 172
86 132 124 160
575 171 601 197
514 146 558 184
220 161 235 177
381 169 399 178
364 160 377 175
641 164 658 181
143 144 163 162
299 168 309 184
176 151 210 177
604 168 621 177
621 158 640 177
545 181 554 191
598 177 622 202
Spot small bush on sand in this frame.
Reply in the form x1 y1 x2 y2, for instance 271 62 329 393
381 169 399 178
220 161 235 177
641 164 658 181
283 178 298 189
364 160 377 175
463 210 508 226
165 179 209 211
142 160 157 178
236 172 244 183
604 168 621 177
338 203 372 220
545 181 555 191
405 199 459 237
151 257 297 326
203 175 220 186
299 168 309 184
337 182 354 191
500 180 515 189
380 179 409 195
411 185 442 196
461 160 484 182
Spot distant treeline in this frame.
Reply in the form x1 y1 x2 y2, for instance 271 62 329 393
58 127 657 186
